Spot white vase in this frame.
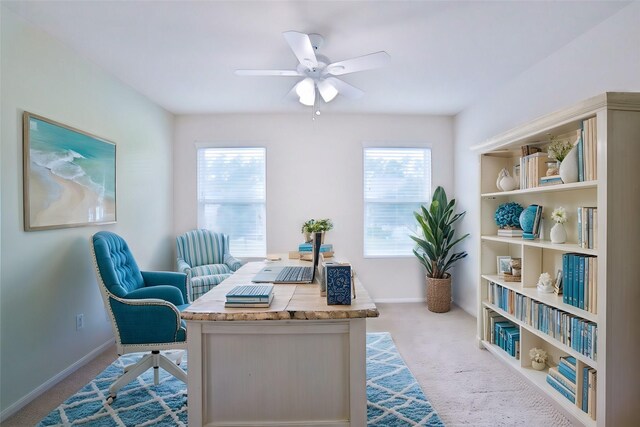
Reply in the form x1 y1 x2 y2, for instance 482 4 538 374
559 146 579 183
531 360 546 371
550 222 566 244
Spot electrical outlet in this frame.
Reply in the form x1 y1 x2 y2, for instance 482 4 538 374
76 314 84 330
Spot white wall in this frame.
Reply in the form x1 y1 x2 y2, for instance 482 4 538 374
453 1 640 316
174 114 454 301
0 9 175 418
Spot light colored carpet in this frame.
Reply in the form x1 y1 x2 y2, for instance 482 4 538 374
5 302 575 426
367 303 574 426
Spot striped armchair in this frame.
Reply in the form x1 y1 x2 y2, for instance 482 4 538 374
176 229 242 301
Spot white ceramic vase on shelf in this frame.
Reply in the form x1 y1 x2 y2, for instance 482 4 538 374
531 360 546 371
550 222 567 244
559 145 579 183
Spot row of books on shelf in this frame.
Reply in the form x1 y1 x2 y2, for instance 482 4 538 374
562 253 598 314
577 207 598 249
518 116 598 190
520 151 547 190
579 116 598 182
483 308 520 359
225 284 274 308
488 282 597 360
546 356 597 420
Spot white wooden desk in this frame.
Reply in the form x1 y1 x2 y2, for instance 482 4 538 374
181 258 379 427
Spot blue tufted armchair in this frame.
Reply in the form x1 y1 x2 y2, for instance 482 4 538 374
91 231 189 404
176 229 242 301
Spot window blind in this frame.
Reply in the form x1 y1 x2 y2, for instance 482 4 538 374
197 147 266 257
363 147 432 257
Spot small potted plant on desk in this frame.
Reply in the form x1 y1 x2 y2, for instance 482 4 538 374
301 218 334 244
411 186 469 313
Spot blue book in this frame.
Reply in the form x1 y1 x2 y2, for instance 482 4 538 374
558 363 577 384
578 256 585 309
226 284 273 301
572 255 579 307
587 208 595 249
546 375 576 403
504 328 520 357
299 243 333 252
563 254 570 305
548 367 576 392
577 133 584 182
582 367 590 412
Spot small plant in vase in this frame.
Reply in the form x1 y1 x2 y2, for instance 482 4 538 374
550 207 568 244
529 348 548 371
548 135 578 183
547 136 573 165
301 218 333 243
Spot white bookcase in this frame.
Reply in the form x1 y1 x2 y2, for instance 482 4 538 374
473 93 640 426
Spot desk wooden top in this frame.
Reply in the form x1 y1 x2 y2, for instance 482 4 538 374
181 258 379 321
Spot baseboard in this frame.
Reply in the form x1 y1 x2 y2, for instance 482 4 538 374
0 338 113 422
373 297 425 303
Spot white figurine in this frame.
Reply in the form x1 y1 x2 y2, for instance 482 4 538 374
496 168 517 191
537 272 554 293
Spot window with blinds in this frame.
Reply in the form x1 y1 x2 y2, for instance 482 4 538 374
363 147 432 257
197 147 266 257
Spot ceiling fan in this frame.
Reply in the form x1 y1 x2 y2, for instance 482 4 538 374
235 31 390 108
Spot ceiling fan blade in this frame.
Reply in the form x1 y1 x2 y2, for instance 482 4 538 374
326 51 390 76
282 31 318 68
324 77 364 99
235 69 302 76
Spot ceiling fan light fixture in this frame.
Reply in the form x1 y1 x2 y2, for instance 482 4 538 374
295 77 314 98
299 91 315 106
317 79 338 102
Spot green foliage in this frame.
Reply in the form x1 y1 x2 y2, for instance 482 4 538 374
301 218 333 233
411 186 469 279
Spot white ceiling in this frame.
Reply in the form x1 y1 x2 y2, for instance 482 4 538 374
3 1 630 115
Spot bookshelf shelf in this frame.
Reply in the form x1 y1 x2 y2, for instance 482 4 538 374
481 180 598 198
481 275 598 323
480 341 596 427
476 93 640 426
482 302 597 368
480 235 598 256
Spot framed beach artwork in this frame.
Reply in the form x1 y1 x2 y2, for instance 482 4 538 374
23 112 116 231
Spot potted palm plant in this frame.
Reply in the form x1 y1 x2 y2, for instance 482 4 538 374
411 186 469 313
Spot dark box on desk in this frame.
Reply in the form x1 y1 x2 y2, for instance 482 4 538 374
326 264 351 305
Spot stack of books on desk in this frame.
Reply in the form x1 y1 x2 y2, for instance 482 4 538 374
225 284 274 308
295 243 334 259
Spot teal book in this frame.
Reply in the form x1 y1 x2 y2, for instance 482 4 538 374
577 132 584 182
299 243 333 252
563 254 570 305
547 375 576 403
226 284 273 302
578 256 585 309
548 367 576 393
582 367 590 412
572 255 579 306
558 363 577 383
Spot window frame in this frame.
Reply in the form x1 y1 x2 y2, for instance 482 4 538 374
195 145 267 258
362 144 432 259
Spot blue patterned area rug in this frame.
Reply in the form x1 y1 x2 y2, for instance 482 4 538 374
39 332 444 426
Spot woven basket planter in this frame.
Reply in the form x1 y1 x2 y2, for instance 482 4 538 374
426 275 452 313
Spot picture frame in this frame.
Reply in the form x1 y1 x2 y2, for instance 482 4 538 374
23 112 117 231
554 269 563 295
497 256 512 275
